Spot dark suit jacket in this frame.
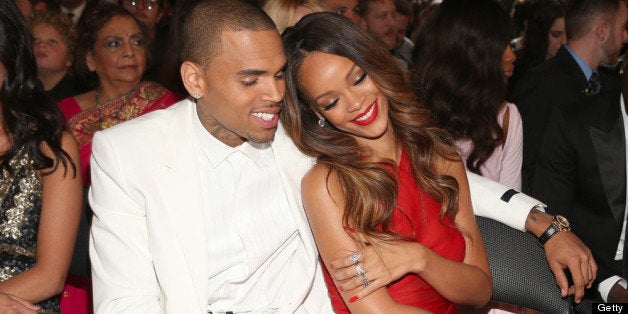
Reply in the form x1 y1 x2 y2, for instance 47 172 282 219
511 45 620 191
531 87 626 292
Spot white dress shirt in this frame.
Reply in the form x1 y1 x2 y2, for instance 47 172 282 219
598 94 628 301
191 106 300 313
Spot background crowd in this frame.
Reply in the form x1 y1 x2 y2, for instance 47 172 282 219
0 0 626 313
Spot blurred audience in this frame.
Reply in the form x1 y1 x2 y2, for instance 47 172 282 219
30 11 89 101
59 0 97 25
0 1 82 313
263 0 323 33
119 0 169 82
392 0 414 67
357 0 407 70
508 0 566 96
511 0 628 190
317 0 360 24
413 0 522 190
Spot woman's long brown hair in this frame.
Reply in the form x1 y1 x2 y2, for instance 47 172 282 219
281 12 460 242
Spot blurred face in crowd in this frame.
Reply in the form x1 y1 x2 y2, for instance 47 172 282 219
32 23 73 76
546 17 566 59
189 30 286 147
395 12 409 49
13 0 33 18
502 45 516 78
601 1 628 65
86 15 147 88
320 0 360 24
298 52 392 143
360 0 398 50
294 5 315 24
120 0 163 33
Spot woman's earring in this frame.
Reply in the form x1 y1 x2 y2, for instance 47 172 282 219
194 93 201 99
317 117 326 127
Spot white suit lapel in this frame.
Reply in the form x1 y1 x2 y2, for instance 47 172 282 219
154 100 209 311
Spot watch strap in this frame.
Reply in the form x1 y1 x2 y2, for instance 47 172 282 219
538 222 560 246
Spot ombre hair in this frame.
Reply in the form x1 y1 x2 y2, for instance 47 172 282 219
281 12 460 242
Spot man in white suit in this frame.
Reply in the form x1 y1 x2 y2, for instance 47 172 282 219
89 0 596 312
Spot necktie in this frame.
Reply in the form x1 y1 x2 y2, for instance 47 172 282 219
586 71 601 96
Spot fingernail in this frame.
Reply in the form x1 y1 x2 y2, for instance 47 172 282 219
561 288 566 295
338 285 344 292
343 226 356 233
349 295 359 303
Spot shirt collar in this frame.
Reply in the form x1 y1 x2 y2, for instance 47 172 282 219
564 44 594 80
191 104 268 167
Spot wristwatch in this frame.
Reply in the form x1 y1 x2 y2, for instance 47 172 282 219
538 214 571 246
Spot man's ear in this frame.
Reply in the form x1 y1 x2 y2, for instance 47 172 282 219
180 61 205 98
594 17 611 43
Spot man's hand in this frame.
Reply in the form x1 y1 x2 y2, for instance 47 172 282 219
524 208 597 303
544 231 597 303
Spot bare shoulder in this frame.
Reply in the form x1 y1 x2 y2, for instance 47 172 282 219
301 163 345 214
434 153 466 179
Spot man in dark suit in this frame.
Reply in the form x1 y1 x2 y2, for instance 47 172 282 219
57 0 97 25
533 56 628 302
511 0 627 191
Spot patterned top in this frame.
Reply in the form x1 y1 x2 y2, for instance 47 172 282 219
0 147 59 313
58 81 180 185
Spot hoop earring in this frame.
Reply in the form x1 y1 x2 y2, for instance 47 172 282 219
317 117 326 128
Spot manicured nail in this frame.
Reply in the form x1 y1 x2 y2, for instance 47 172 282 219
343 226 356 233
349 295 359 303
338 285 344 292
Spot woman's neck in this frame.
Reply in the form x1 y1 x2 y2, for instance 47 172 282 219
37 69 68 91
356 124 401 164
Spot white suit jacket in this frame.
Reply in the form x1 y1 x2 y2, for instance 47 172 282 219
89 99 331 313
89 99 541 313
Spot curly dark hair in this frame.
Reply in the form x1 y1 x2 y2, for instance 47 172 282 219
0 0 75 175
411 0 511 175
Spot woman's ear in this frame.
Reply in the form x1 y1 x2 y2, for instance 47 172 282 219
86 51 96 72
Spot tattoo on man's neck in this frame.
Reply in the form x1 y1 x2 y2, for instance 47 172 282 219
197 104 244 147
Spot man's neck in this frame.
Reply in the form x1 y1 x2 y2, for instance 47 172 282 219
566 39 602 70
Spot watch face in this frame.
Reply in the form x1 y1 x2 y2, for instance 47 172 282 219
555 215 570 228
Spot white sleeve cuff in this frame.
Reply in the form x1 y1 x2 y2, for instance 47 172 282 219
467 171 543 231
598 275 626 302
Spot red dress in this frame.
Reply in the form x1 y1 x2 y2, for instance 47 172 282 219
322 151 466 313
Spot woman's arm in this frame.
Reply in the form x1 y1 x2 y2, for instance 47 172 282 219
0 132 82 303
411 158 492 306
327 159 492 307
302 164 431 314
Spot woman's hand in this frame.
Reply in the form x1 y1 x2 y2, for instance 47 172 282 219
0 293 39 313
327 230 424 300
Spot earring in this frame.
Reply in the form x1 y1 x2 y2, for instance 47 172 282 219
317 117 326 127
193 93 201 99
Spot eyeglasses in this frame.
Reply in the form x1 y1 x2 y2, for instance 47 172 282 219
124 0 160 10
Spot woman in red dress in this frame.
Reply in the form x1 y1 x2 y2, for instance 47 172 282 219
281 12 492 313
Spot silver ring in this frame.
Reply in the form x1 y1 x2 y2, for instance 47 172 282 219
362 274 369 287
355 263 366 276
349 252 360 262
